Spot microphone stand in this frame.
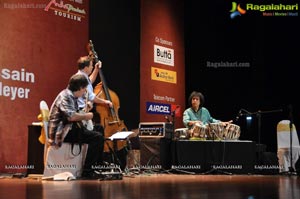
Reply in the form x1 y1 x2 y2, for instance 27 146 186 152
240 109 282 146
165 106 178 133
170 106 180 132
288 105 295 174
165 108 195 175
240 109 282 167
203 123 231 175
171 110 175 133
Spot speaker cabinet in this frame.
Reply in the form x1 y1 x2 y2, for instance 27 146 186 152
27 125 44 175
140 138 172 170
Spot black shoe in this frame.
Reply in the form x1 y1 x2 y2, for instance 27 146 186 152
81 170 103 179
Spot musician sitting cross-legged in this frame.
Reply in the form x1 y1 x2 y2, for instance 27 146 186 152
48 74 105 179
183 91 232 140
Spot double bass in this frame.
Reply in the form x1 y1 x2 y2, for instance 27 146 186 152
88 40 128 153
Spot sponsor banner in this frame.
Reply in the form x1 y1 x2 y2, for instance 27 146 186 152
146 102 171 115
0 68 34 101
44 0 87 22
0 0 89 173
151 67 177 84
154 45 174 66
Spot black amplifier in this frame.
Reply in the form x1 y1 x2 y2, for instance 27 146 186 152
138 122 173 139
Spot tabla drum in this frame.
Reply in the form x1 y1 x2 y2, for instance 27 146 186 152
207 123 225 140
190 123 208 140
174 128 189 140
223 124 241 140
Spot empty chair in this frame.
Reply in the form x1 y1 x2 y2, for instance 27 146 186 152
276 120 300 173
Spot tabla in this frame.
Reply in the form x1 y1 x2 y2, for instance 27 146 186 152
190 123 208 140
174 128 189 140
223 124 241 140
207 123 225 140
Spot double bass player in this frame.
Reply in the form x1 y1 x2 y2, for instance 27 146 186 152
88 41 129 171
76 55 113 115
75 54 129 171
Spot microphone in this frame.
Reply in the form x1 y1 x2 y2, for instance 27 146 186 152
164 115 171 123
171 105 180 116
241 108 251 114
235 109 242 121
174 105 180 112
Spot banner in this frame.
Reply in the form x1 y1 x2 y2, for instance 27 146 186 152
0 0 89 173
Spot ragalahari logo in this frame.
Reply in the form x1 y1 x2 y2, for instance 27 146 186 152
230 2 246 19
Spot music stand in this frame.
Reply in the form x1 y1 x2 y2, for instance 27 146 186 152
104 131 135 171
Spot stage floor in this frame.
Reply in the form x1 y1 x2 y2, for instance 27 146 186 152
1 172 299 199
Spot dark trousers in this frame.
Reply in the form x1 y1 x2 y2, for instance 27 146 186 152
103 146 128 170
64 124 104 172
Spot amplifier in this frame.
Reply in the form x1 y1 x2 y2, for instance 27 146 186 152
139 122 173 139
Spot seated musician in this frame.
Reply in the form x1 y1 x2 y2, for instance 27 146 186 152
183 91 232 140
48 74 104 179
183 91 231 129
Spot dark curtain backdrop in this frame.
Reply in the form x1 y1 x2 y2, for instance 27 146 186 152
184 0 299 152
89 0 299 152
89 0 140 130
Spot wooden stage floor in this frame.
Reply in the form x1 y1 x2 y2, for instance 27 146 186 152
0 172 299 199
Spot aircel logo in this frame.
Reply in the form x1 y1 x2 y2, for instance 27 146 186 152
154 45 174 66
146 102 171 115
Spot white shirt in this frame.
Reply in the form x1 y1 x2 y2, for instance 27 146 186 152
76 70 96 109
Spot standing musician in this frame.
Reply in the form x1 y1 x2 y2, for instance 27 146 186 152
87 41 129 171
76 55 113 128
76 55 128 170
183 91 232 132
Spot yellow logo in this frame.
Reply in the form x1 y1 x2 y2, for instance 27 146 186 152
151 67 177 84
